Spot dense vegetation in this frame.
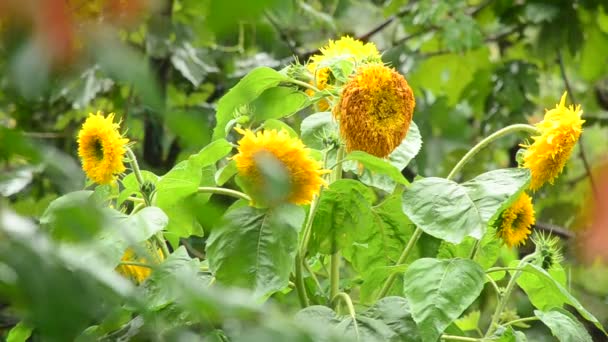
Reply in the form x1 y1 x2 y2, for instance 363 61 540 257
1 1 607 341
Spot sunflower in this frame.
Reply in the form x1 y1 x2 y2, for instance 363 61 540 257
335 63 415 158
233 128 328 206
306 36 381 111
77 112 129 184
116 245 164 284
495 193 536 247
522 92 584 191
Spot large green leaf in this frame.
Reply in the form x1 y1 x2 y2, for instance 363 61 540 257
401 168 530 244
344 151 409 186
343 195 416 290
250 86 309 123
535 309 592 342
363 296 422 342
437 227 501 270
206 204 305 298
403 258 485 342
212 67 287 140
309 179 375 254
515 263 606 334
156 139 232 246
389 122 423 171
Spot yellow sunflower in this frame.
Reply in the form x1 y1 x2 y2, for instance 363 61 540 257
116 245 164 284
77 112 129 185
522 92 584 191
335 63 415 158
495 193 536 247
306 36 382 111
233 128 328 206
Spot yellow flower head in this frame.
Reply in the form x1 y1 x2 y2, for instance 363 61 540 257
77 112 129 184
117 246 164 284
233 128 327 205
335 63 415 158
307 36 381 111
495 193 536 247
522 92 584 191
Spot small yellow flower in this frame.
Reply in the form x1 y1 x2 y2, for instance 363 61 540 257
495 193 536 247
77 112 129 185
522 92 585 191
335 63 415 158
306 36 381 111
117 246 164 284
233 128 327 205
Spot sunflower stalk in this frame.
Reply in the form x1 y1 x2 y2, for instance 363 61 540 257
330 145 345 304
197 187 251 202
125 147 171 259
484 253 536 337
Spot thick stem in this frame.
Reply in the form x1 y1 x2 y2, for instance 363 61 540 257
197 186 251 202
377 227 423 299
126 147 149 206
329 146 345 302
154 233 170 260
485 254 536 337
446 124 540 181
295 254 309 307
469 239 481 260
441 335 481 342
332 292 359 338
288 77 321 93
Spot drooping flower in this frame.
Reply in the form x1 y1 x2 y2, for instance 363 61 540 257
522 92 584 191
233 128 328 205
77 112 129 184
116 245 164 284
334 63 415 158
306 36 381 111
495 193 536 247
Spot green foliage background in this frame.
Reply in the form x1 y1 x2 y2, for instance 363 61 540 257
1 0 608 341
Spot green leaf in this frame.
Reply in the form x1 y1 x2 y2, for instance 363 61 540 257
212 67 287 140
300 112 338 150
144 246 210 311
171 42 218 87
344 151 409 186
437 227 501 270
206 204 305 298
455 310 480 332
7 321 33 342
250 87 309 122
403 258 485 342
295 305 397 341
309 179 375 254
515 263 606 334
401 168 530 244
156 139 232 246
388 122 423 171
535 309 592 342
363 296 422 342
215 160 238 186
261 119 299 138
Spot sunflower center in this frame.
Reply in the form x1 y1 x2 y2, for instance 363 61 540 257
92 138 104 160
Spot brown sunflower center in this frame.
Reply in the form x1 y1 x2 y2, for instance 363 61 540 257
92 138 104 160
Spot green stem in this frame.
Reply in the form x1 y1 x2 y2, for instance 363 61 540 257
127 196 145 203
154 233 170 260
126 148 149 206
486 267 525 274
329 146 345 302
485 274 501 301
304 261 324 296
118 261 153 269
332 292 359 339
441 335 481 342
377 227 423 299
485 254 536 337
503 316 539 327
446 124 539 181
287 77 321 93
197 187 251 202
295 254 309 308
469 240 481 260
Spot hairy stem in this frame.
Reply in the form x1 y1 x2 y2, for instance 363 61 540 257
329 146 345 302
332 292 359 338
446 124 540 181
126 147 149 206
197 187 251 202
